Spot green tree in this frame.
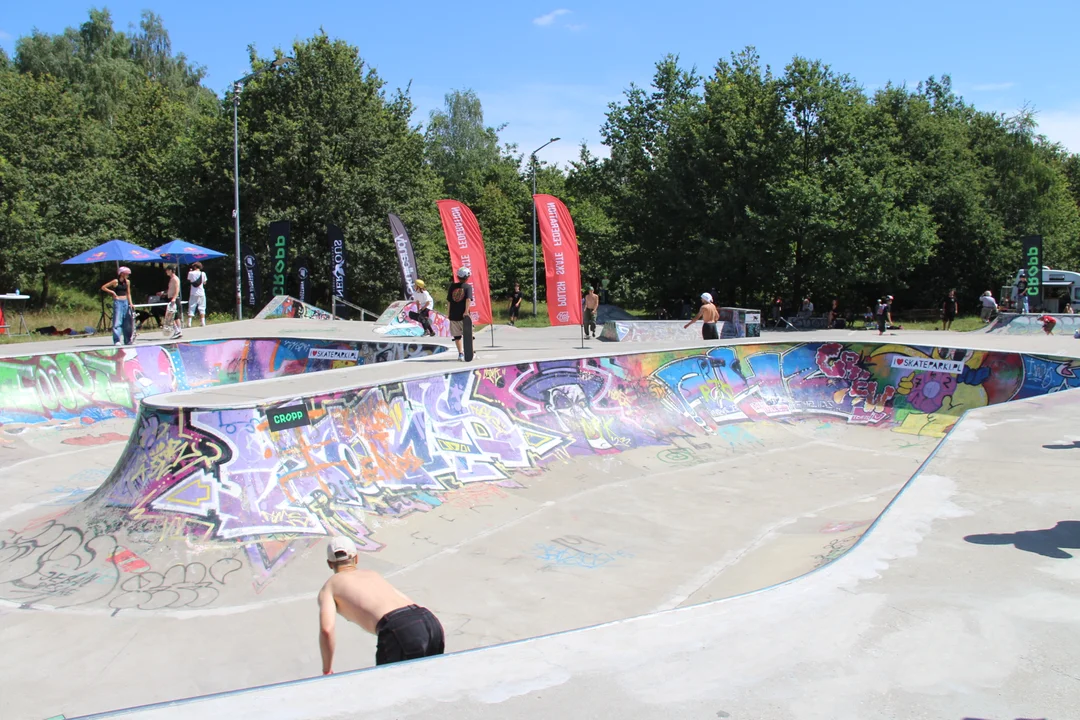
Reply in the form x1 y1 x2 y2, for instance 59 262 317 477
224 33 442 311
423 89 539 300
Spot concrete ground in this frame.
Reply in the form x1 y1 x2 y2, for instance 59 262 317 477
0 319 1078 720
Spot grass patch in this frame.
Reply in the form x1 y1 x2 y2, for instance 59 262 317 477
897 315 988 332
0 302 240 346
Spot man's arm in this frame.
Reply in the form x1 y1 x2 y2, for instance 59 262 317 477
318 585 337 675
684 307 703 328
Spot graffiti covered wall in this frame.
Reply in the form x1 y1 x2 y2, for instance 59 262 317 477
599 321 722 343
6 341 1075 610
255 296 335 321
0 338 443 427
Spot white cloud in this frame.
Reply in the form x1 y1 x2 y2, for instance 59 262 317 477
971 82 1015 92
0 30 13 41
1033 107 1080 153
533 9 571 27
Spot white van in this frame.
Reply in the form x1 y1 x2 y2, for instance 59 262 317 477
1005 267 1080 313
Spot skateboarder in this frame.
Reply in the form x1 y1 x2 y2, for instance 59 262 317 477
684 292 720 340
408 279 436 336
317 537 445 673
1038 314 1057 335
447 267 473 361
508 283 523 326
876 295 893 335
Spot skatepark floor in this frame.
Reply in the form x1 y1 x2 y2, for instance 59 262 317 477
1 320 1078 720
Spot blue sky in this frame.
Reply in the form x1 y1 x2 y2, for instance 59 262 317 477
3 1 1078 168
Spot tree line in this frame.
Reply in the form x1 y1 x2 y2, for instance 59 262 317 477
1 10 1078 317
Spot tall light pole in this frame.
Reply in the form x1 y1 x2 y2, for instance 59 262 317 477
530 137 560 316
232 56 294 321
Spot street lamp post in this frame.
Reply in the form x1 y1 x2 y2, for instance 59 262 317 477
232 57 294 321
530 137 560 316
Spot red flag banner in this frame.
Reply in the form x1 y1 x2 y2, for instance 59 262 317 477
534 194 583 326
436 199 492 324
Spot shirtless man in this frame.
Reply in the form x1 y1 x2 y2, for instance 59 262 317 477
318 537 445 674
583 286 600 337
684 292 721 340
163 267 183 339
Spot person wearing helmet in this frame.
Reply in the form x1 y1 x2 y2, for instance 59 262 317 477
101 266 135 346
685 292 720 340
408 279 435 336
447 267 474 360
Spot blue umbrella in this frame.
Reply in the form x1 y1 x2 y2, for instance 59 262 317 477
152 239 227 266
61 239 164 265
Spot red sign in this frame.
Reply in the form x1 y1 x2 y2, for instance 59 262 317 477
533 194 582 326
436 199 492 324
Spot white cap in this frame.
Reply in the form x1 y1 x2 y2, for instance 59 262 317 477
700 293 712 303
326 536 357 563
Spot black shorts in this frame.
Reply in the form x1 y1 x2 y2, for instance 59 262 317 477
702 322 719 340
877 315 887 332
375 605 445 666
509 305 519 318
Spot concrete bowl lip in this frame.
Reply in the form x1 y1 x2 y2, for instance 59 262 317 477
140 332 1080 413
0 332 448 361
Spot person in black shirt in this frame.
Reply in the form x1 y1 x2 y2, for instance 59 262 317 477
941 289 958 330
508 283 523 326
447 267 474 361
1017 272 1029 314
876 295 893 335
101 266 134 346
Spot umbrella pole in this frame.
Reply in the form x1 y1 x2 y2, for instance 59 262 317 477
98 264 111 333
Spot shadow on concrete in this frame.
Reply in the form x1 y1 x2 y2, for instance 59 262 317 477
964 521 1080 559
1042 440 1080 450
963 717 1049 720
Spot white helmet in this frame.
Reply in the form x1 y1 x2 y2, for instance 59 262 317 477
700 292 713 303
457 267 472 279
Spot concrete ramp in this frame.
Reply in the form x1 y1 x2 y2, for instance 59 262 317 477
81 387 1080 720
984 312 1080 336
595 304 637 324
5 341 1080 718
374 300 452 337
0 337 444 429
599 320 715 342
255 296 334 320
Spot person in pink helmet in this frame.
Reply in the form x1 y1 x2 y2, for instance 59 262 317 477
101 266 135 346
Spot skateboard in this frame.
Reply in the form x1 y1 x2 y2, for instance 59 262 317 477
462 314 474 361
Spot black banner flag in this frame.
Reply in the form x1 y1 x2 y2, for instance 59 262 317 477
388 213 419 299
328 224 346 301
269 220 290 297
1022 234 1043 311
295 257 311 303
241 243 261 308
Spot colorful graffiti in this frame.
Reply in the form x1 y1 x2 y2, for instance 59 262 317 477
373 300 452 338
255 295 335 320
4 341 1079 608
0 338 444 427
985 313 1080 336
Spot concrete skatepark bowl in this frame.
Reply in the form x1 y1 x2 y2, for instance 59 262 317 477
1 320 1078 720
